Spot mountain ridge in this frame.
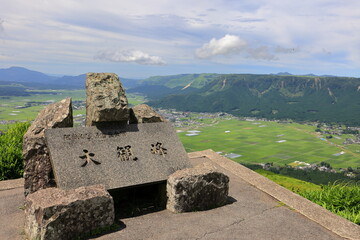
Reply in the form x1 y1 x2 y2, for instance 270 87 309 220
0 66 139 89
144 74 360 125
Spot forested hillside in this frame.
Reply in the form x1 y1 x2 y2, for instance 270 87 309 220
142 74 360 125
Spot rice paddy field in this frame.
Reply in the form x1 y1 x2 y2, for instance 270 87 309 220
0 90 86 122
178 118 360 169
0 90 145 129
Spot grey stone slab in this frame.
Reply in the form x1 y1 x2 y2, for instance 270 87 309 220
45 122 192 190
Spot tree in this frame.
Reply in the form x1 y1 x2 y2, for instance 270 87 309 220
320 162 331 169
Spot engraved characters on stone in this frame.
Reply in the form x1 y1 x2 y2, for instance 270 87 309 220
79 149 101 167
78 142 168 168
151 142 167 157
117 145 138 161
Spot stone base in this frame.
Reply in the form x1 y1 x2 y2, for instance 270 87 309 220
166 163 229 213
24 184 114 240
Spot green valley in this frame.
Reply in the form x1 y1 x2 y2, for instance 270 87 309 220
136 74 360 126
175 115 360 169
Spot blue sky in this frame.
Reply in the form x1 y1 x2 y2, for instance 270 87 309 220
0 0 360 79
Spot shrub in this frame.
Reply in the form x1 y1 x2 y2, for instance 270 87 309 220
0 122 30 180
299 181 360 224
255 168 360 225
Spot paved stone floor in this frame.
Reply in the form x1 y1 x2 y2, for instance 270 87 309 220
1 150 359 240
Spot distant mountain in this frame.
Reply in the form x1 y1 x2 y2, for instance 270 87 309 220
56 74 86 88
144 74 360 125
320 75 337 77
121 78 142 89
274 72 293 76
0 66 56 83
128 73 219 98
138 73 219 88
273 72 338 77
0 67 140 89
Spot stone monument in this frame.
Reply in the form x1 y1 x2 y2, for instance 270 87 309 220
23 72 229 239
45 122 191 190
45 73 191 191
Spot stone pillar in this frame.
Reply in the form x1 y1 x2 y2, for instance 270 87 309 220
23 98 73 196
86 73 129 127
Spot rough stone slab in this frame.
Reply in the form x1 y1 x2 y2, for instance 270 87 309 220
86 72 129 126
129 104 166 124
167 163 229 213
45 122 192 190
23 98 73 196
24 184 114 240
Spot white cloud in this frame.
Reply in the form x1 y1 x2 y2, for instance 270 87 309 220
195 34 247 59
1 0 360 76
195 34 277 60
0 18 4 35
95 49 166 65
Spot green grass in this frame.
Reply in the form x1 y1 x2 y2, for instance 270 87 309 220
178 119 360 168
255 169 359 225
299 182 360 224
0 122 30 180
255 169 321 192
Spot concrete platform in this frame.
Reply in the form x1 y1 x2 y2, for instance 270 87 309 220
1 150 359 240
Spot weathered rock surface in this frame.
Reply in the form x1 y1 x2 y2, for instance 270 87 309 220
24 184 114 240
86 73 129 126
129 104 166 124
23 98 73 196
166 163 229 213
